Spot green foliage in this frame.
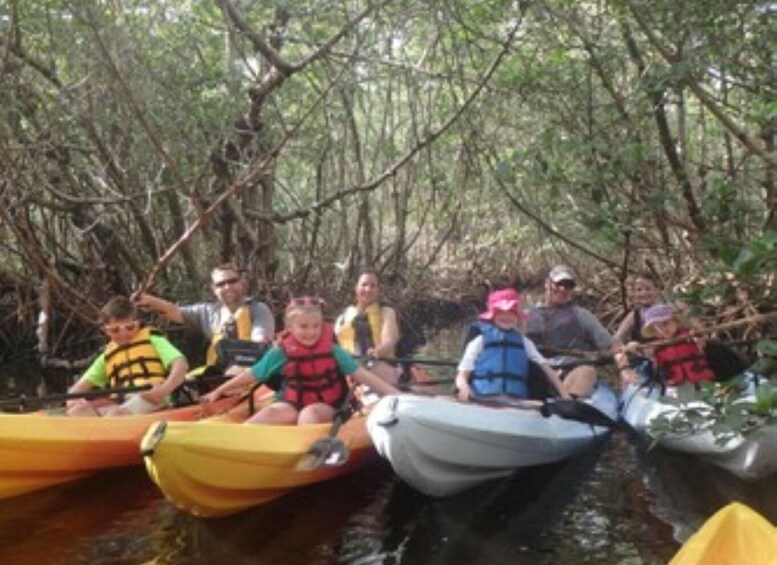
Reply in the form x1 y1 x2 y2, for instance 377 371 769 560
0 0 774 332
649 371 777 446
752 339 777 379
731 232 777 279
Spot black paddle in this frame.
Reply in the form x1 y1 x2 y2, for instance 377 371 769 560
0 384 153 410
472 395 616 428
296 391 356 471
354 355 458 368
539 398 617 428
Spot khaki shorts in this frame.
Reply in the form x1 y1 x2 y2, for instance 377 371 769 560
116 393 161 415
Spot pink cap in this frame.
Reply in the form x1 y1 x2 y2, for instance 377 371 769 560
479 288 527 321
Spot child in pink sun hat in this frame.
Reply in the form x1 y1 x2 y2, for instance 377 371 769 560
478 288 527 321
456 288 569 402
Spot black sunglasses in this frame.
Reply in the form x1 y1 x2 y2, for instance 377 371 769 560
552 280 576 290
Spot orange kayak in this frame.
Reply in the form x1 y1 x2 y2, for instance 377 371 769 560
0 397 238 500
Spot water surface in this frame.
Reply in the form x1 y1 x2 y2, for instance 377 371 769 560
1 326 776 564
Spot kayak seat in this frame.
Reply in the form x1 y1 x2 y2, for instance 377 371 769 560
528 361 555 400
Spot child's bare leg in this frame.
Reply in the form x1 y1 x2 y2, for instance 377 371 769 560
245 402 298 424
298 403 337 425
66 399 104 417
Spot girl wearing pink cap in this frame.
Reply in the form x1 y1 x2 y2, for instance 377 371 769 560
455 288 569 402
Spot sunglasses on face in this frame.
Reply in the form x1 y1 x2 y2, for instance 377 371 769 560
104 321 139 335
552 280 576 290
213 277 241 289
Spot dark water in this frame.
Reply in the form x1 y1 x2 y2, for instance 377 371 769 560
2 328 777 564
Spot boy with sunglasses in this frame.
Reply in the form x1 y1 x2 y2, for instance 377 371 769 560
66 296 188 416
524 265 621 397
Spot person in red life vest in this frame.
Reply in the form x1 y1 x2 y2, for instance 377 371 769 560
201 297 400 425
456 288 570 402
67 296 188 417
615 303 715 387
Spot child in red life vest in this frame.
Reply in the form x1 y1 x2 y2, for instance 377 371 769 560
455 288 569 402
615 303 715 387
202 297 400 425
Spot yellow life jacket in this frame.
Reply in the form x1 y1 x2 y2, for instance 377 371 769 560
104 327 167 388
205 304 253 365
335 303 382 355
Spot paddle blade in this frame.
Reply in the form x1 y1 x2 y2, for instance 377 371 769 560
541 399 616 428
296 437 350 471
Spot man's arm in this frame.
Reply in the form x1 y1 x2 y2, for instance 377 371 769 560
133 293 185 324
576 307 622 352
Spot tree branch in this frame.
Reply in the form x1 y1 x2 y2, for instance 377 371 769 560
624 0 777 169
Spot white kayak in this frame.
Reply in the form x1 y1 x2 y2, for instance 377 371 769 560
367 383 618 497
620 382 777 480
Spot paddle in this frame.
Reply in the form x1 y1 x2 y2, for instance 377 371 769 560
399 377 455 390
353 355 457 368
472 395 616 428
0 384 153 409
396 357 615 392
365 355 614 370
296 390 356 471
539 398 617 428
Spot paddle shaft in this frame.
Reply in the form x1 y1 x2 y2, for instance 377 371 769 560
326 385 357 439
354 355 457 367
0 384 153 407
474 396 615 427
542 312 777 358
296 387 357 471
367 356 614 371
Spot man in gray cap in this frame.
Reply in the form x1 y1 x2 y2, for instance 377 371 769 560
525 265 621 397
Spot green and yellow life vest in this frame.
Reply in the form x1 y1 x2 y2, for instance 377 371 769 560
335 303 382 356
104 327 167 389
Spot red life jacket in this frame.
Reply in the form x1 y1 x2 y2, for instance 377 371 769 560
655 328 715 386
280 324 348 408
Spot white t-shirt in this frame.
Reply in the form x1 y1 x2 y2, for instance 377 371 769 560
457 333 547 372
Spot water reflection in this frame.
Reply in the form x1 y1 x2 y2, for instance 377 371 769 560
0 467 161 564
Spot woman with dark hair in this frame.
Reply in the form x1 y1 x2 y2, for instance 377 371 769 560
614 272 660 345
334 268 401 385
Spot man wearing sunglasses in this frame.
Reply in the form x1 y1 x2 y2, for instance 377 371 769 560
525 265 621 397
134 263 275 375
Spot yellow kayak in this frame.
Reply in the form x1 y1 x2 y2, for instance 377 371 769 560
141 409 375 517
669 502 777 565
0 397 237 500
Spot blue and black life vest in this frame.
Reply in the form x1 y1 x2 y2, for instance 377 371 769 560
471 321 530 397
